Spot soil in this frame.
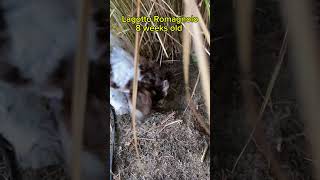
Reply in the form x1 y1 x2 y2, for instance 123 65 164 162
213 0 314 179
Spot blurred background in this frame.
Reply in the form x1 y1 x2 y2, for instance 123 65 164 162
214 0 320 179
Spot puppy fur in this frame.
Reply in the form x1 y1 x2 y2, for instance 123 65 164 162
110 33 169 120
0 0 99 85
0 1 107 179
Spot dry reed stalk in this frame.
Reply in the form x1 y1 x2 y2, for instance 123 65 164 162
182 0 210 135
131 0 142 160
182 0 192 101
181 0 210 121
186 0 210 45
190 23 210 120
281 0 320 178
71 0 91 179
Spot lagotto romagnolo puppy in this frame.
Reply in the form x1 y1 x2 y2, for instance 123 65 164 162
0 1 106 179
110 33 169 120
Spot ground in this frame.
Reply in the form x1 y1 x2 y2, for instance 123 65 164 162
213 0 313 179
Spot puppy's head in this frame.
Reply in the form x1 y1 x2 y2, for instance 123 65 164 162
139 71 170 104
126 78 169 121
119 60 169 121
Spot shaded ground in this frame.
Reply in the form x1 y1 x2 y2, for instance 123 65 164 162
213 0 313 179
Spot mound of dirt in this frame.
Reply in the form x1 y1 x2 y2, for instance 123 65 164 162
112 112 209 179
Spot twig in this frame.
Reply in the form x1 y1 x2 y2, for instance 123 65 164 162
158 120 183 133
188 99 210 135
160 111 176 125
183 72 200 115
232 28 288 173
201 143 208 162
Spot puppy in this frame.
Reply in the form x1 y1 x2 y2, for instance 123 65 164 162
0 0 100 86
0 59 107 179
0 1 107 179
110 33 169 120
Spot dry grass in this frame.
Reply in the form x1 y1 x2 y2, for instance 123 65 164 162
110 0 210 60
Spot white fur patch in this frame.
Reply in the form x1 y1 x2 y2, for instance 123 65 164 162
110 33 151 119
110 47 142 90
110 33 142 91
0 1 105 178
110 88 130 115
0 82 62 169
0 82 105 179
110 87 146 120
1 0 98 85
